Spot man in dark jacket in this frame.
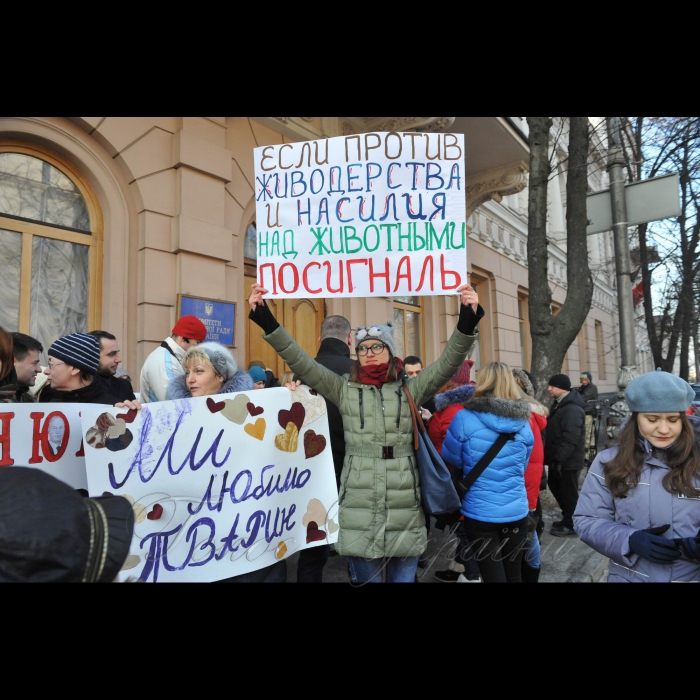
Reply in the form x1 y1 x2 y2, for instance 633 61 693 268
0 333 44 403
294 315 354 583
545 374 586 537
89 330 137 404
577 371 599 416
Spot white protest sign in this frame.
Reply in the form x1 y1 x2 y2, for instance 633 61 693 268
81 387 338 582
254 132 467 299
0 404 91 490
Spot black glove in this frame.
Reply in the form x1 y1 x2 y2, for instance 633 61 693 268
457 304 485 336
675 532 700 562
248 301 280 335
628 525 682 565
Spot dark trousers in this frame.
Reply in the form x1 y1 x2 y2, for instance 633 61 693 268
462 517 529 583
297 545 330 583
548 467 582 528
218 560 287 583
453 522 483 581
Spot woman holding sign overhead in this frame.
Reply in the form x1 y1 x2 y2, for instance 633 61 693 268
248 282 484 583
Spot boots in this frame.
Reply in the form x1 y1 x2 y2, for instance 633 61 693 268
521 563 541 583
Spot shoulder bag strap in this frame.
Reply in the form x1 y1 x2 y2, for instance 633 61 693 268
161 340 179 360
458 432 516 495
402 383 422 450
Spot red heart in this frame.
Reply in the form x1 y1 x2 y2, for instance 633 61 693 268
147 504 163 521
115 408 138 424
304 431 327 459
207 398 226 413
306 521 326 544
278 403 305 431
247 402 264 417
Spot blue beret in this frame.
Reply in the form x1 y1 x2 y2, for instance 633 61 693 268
625 369 695 413
248 366 267 384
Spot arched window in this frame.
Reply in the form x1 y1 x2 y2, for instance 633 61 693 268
0 144 102 361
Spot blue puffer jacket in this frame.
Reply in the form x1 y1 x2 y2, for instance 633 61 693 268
442 396 534 523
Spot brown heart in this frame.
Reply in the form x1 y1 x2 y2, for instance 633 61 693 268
306 521 326 544
207 398 226 413
304 430 327 459
247 402 264 417
278 403 305 432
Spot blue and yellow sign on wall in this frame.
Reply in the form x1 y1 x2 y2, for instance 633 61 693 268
178 295 236 346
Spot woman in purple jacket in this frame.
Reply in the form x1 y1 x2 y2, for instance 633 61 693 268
574 370 700 583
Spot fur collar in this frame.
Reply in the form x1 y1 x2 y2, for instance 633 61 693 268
166 370 254 401
465 395 531 421
435 384 475 412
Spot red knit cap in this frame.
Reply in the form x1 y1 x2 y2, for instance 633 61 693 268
172 315 207 341
451 359 474 386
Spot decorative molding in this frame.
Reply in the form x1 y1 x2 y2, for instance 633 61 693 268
363 117 455 133
251 117 326 142
465 160 528 217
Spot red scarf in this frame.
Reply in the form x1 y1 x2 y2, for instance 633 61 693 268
358 358 404 388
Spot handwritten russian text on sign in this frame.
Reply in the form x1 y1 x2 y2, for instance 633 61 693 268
0 404 90 490
254 132 467 299
81 388 338 582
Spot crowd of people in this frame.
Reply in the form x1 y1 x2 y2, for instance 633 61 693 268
1 287 699 583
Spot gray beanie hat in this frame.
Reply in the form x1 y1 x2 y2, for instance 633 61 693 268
48 333 101 375
184 342 238 382
625 369 695 413
355 322 396 357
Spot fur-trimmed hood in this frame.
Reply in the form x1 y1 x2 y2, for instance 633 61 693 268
435 384 475 413
464 396 531 434
165 370 254 401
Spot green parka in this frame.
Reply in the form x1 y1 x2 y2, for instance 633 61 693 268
262 324 478 559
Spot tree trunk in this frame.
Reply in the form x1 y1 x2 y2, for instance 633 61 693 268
528 117 594 403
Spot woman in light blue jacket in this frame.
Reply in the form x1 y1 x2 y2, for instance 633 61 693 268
442 362 533 583
574 371 700 583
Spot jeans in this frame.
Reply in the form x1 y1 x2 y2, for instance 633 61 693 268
548 467 582 528
297 545 330 583
462 516 529 583
521 531 541 569
348 556 419 583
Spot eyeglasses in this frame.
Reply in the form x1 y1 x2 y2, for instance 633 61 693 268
357 343 387 356
47 361 65 371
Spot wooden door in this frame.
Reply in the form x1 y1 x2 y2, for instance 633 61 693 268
244 276 323 377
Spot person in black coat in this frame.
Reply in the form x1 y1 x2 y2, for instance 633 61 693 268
292 315 355 583
544 374 587 537
89 331 137 404
577 371 599 416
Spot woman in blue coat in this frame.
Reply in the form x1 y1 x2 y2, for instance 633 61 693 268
442 362 533 583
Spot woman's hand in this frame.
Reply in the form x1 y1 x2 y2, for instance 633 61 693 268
287 380 302 393
248 283 269 312
114 400 142 411
457 283 479 313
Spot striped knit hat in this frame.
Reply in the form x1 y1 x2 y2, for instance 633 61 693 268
48 333 101 375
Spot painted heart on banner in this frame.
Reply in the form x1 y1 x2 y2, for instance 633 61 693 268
247 402 264 417
274 422 299 452
278 403 305 432
206 398 226 414
121 554 141 571
303 430 327 459
220 394 250 424
107 418 127 439
115 408 139 424
306 521 327 544
328 519 339 534
276 542 288 560
302 498 328 527
292 386 327 427
244 418 266 441
147 504 164 521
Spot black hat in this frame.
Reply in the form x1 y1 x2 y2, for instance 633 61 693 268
0 468 134 583
548 374 572 391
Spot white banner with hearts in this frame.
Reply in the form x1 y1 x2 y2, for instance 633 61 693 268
80 387 338 582
0 403 92 490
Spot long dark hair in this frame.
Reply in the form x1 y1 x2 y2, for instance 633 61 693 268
603 413 700 499
349 357 402 384
0 328 13 383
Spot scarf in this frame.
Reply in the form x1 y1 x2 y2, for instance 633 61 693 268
357 358 404 388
